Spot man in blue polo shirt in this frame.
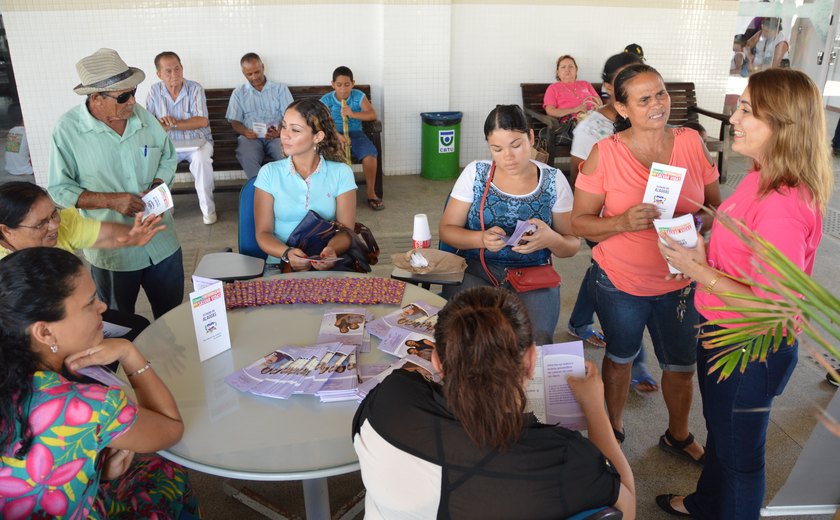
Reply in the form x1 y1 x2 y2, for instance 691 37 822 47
226 53 294 179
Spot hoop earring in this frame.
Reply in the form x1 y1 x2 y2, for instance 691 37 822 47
50 344 59 353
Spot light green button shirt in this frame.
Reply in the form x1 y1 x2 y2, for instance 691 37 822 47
48 102 180 271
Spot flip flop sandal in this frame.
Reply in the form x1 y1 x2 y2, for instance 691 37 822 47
567 327 606 348
367 198 385 211
630 374 659 396
655 494 693 517
659 429 705 466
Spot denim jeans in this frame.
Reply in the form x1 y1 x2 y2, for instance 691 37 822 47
91 248 185 319
832 119 840 150
684 323 798 520
591 260 698 370
442 259 559 345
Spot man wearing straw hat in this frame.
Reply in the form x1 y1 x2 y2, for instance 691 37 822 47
48 48 184 319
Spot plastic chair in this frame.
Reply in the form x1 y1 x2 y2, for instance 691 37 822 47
238 176 267 260
566 506 623 520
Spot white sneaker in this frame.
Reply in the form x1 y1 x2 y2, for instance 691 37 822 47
202 212 217 225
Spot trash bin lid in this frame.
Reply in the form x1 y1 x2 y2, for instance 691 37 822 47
421 111 463 125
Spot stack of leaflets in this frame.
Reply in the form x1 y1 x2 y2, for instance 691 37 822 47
367 302 440 339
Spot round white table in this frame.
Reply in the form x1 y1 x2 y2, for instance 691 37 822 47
134 272 445 518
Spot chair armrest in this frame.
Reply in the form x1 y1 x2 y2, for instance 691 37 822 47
362 120 382 134
524 107 559 130
691 106 731 125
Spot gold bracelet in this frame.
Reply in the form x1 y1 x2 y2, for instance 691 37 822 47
705 273 723 294
126 360 152 378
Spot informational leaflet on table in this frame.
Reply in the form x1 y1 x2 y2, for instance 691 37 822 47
526 341 586 430
642 162 687 220
189 280 231 362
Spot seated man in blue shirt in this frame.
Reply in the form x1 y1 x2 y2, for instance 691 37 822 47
226 53 294 179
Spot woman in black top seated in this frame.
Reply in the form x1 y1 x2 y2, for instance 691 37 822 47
353 287 636 519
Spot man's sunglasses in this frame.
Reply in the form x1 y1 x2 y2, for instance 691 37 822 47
100 88 137 104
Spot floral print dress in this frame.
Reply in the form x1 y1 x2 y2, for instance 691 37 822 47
0 371 201 519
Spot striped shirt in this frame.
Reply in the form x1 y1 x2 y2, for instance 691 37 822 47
48 102 180 271
145 79 213 142
225 80 294 129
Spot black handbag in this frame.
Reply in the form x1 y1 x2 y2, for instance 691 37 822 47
286 210 378 273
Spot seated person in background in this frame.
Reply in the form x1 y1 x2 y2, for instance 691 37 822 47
747 17 789 70
226 52 294 179
4 104 33 176
730 34 749 76
439 104 579 345
254 98 357 271
0 248 201 519
353 287 636 519
320 66 384 211
543 55 603 123
146 51 217 225
0 181 164 340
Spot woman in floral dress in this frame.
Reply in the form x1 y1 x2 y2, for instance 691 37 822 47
0 247 201 519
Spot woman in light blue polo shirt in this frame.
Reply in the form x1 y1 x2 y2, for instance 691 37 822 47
254 98 357 271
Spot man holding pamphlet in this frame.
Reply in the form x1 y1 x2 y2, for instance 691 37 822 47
571 63 720 463
48 48 184 319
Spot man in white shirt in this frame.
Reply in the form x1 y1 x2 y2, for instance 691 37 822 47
146 51 217 225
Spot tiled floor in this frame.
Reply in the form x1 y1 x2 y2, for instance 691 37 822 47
1 139 838 518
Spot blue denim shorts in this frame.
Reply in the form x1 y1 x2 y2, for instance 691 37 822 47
349 131 378 160
591 261 699 371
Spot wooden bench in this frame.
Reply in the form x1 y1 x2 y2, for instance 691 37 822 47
521 82 730 182
175 84 383 197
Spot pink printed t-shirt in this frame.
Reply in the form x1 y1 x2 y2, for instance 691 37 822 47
695 170 822 323
543 81 600 112
576 128 719 296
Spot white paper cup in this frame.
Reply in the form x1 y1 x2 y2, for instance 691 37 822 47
413 214 432 249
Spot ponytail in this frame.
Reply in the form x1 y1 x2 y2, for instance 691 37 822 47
433 287 534 451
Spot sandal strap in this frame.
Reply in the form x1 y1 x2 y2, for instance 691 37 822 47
664 429 695 450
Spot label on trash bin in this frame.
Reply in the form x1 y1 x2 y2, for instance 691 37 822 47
438 130 455 153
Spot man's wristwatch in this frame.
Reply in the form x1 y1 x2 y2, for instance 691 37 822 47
280 248 291 263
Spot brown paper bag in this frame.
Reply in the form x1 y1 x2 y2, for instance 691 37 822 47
392 249 467 275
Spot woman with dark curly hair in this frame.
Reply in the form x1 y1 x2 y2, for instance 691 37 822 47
0 247 200 518
254 97 357 271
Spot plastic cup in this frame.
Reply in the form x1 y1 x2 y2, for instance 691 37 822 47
413 214 432 249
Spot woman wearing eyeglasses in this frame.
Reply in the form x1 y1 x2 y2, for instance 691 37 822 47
0 181 163 260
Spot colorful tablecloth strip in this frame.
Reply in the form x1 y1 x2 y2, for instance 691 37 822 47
224 277 407 309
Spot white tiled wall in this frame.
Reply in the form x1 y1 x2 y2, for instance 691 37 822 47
3 1 736 185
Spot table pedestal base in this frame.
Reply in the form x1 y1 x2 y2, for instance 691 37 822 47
223 478 365 520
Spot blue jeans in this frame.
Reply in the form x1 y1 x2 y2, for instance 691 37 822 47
91 248 185 319
442 259 559 345
684 323 798 520
833 119 840 150
591 261 698 370
236 136 284 179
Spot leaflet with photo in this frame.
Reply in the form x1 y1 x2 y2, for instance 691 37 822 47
317 308 367 345
76 366 125 387
503 220 538 246
142 182 174 220
367 301 441 339
356 355 440 401
378 328 436 361
316 352 360 402
642 162 687 220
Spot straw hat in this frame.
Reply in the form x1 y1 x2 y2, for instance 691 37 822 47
73 48 145 95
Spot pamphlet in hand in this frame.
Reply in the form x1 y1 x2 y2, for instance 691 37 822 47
642 162 687 220
525 341 586 430
378 329 436 361
317 308 367 345
503 220 538 246
142 182 174 220
653 214 698 275
252 122 268 138
367 301 441 339
76 366 125 387
102 321 131 339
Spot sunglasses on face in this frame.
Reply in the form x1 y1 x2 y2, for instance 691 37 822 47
17 208 60 231
100 88 137 104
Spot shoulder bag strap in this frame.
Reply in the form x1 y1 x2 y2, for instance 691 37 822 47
478 163 502 287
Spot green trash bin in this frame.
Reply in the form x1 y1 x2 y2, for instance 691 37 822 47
420 111 462 180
